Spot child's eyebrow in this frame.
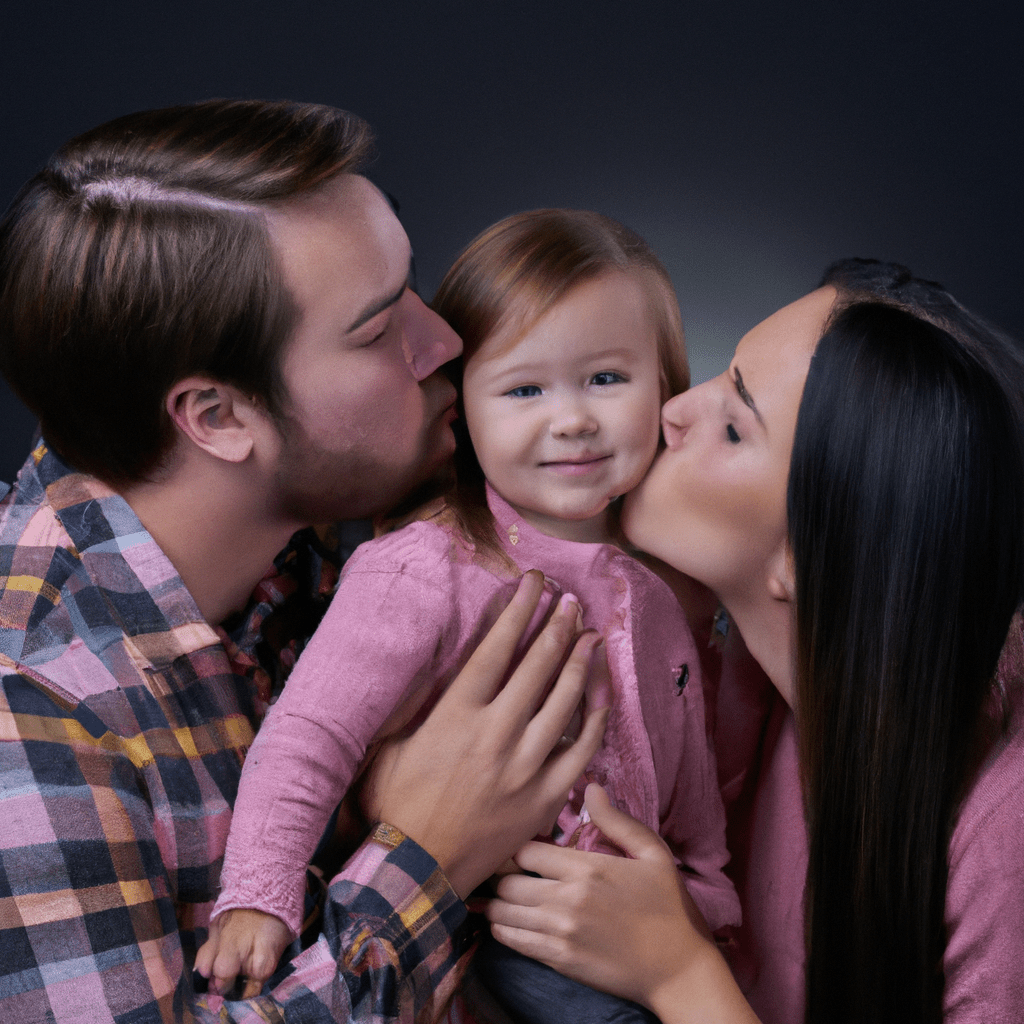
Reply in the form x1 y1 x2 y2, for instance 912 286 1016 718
733 368 765 426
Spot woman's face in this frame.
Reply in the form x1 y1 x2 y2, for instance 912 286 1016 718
622 287 835 607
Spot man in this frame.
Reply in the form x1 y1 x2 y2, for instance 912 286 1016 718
0 99 606 1022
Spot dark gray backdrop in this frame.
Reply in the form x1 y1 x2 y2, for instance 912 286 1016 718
2 0 1021 484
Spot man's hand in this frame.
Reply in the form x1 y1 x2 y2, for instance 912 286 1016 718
360 570 610 899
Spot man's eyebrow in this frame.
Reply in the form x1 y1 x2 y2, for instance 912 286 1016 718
733 368 765 426
347 261 413 333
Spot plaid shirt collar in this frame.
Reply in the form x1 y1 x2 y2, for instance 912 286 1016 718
5 444 341 711
24 444 222 667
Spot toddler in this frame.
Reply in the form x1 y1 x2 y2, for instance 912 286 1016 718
196 209 739 1021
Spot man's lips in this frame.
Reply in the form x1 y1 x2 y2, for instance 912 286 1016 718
430 375 458 421
432 380 458 426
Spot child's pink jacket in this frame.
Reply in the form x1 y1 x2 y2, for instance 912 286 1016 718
215 489 740 936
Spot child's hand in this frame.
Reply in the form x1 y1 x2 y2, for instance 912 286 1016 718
194 908 292 999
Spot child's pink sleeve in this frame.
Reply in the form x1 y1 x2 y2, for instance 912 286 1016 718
213 529 457 936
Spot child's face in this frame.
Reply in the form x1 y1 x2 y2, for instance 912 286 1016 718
462 271 664 544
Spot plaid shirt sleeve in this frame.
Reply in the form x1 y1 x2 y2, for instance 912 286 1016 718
0 668 469 1024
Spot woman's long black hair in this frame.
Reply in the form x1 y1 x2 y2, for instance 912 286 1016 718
789 260 1024 1024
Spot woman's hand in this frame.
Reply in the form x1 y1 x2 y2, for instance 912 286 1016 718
484 784 760 1024
360 570 611 900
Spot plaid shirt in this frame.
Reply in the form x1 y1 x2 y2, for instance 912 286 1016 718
0 446 468 1023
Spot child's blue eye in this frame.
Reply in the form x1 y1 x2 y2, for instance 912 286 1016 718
506 385 542 398
591 371 625 386
726 424 740 443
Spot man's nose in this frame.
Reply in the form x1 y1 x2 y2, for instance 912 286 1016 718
402 291 462 381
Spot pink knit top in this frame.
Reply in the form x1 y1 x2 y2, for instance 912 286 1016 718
712 619 1024 1023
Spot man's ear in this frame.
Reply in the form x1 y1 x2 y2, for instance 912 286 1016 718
766 539 795 603
165 377 263 463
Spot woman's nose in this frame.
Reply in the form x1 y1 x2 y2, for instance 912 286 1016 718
660 390 693 448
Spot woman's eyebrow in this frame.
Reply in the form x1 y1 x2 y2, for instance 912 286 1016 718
733 368 765 426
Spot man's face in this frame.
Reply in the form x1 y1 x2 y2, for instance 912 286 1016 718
266 175 461 523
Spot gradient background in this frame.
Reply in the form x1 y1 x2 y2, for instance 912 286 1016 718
2 1 1021 484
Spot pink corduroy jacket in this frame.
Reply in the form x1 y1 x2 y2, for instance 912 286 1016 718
215 488 739 938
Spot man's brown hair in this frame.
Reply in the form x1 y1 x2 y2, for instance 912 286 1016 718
0 99 374 485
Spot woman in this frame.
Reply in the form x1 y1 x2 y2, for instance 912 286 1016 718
483 260 1024 1024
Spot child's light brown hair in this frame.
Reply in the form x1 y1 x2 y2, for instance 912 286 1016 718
432 208 689 555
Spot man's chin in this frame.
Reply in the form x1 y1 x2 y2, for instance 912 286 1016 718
376 459 456 527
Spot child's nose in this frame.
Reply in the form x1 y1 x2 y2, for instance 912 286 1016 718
551 397 599 437
401 292 463 381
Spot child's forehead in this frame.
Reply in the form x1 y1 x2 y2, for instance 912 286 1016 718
480 269 655 354
469 273 661 373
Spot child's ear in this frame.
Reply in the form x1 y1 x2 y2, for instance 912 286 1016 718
766 540 795 603
165 377 262 463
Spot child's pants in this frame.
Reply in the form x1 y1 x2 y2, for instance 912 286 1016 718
474 934 660 1024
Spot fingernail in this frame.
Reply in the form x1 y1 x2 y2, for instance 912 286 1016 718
537 578 559 614
523 585 557 641
559 593 584 631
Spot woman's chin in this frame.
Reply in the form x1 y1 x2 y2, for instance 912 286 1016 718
619 488 645 548
621 485 670 561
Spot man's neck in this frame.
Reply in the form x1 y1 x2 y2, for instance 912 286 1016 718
121 461 298 627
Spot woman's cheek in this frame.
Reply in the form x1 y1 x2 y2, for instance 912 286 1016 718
621 466 683 559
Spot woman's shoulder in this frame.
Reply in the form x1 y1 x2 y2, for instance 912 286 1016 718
942 618 1024 1020
995 612 1024 729
950 615 1024 854
946 614 1024 894
944 725 1024 1019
